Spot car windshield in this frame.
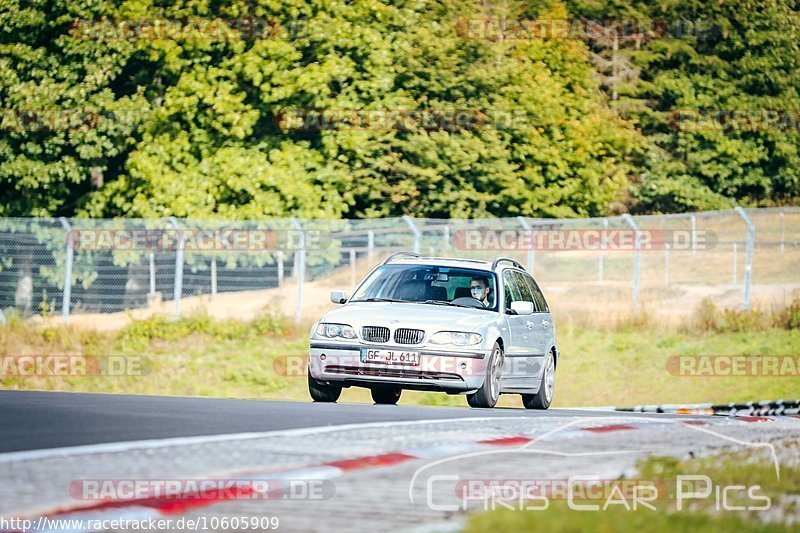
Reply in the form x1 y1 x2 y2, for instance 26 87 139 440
350 264 498 311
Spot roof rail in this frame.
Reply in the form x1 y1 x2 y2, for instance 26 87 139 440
492 257 525 270
434 257 489 265
382 251 421 265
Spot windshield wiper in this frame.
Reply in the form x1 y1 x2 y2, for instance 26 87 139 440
423 300 473 308
356 298 474 308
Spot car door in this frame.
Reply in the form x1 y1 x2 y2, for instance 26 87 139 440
501 269 533 388
510 270 542 388
521 272 553 383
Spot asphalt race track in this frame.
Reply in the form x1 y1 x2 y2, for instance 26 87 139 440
1 391 799 532
0 390 685 453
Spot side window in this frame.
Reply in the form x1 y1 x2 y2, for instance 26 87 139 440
512 271 535 304
502 270 522 309
523 274 549 313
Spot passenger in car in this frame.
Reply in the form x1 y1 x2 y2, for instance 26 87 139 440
470 276 492 307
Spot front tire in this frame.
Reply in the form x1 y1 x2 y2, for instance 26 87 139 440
467 342 503 408
308 370 342 403
371 387 402 405
522 350 555 410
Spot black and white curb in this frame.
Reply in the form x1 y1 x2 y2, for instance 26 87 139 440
613 399 800 416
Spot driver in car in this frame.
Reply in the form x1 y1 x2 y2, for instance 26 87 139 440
470 276 492 307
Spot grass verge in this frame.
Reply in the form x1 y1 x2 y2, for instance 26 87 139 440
0 300 798 407
463 440 800 531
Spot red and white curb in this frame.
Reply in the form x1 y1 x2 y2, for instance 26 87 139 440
2 415 796 533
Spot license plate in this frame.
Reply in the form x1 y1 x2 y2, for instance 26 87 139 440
361 349 420 366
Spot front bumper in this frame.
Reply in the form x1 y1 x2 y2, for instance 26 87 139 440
309 341 490 392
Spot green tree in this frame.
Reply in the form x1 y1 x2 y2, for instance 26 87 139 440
0 0 145 216
563 0 800 211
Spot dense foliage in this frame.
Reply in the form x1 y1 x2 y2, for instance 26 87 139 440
1 0 798 218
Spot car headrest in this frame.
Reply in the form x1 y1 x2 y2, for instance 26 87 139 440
395 280 427 301
454 286 472 299
427 285 447 301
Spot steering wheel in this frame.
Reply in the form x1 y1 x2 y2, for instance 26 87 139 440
451 296 487 309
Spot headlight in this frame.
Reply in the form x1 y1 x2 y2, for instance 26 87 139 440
315 323 357 339
429 331 482 346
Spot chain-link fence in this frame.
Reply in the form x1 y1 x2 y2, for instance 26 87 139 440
0 207 798 325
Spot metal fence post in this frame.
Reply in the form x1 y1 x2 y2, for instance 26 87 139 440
349 248 356 287
402 215 420 254
599 218 608 281
443 226 451 251
277 251 284 287
517 216 535 274
622 214 641 315
168 217 184 319
149 252 155 296
367 230 375 265
211 258 217 298
690 214 697 255
58 217 73 324
290 219 305 325
734 207 755 310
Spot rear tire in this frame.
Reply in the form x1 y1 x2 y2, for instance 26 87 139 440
522 350 555 410
308 370 341 403
467 342 503 408
371 387 402 405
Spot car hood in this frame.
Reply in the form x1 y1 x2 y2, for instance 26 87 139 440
321 302 496 331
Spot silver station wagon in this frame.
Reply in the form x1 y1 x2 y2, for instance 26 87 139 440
308 253 558 408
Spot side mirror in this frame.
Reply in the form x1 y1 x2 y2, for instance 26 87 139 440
330 290 348 304
510 301 534 315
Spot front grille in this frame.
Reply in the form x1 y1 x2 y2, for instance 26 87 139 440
362 326 390 343
394 328 425 345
